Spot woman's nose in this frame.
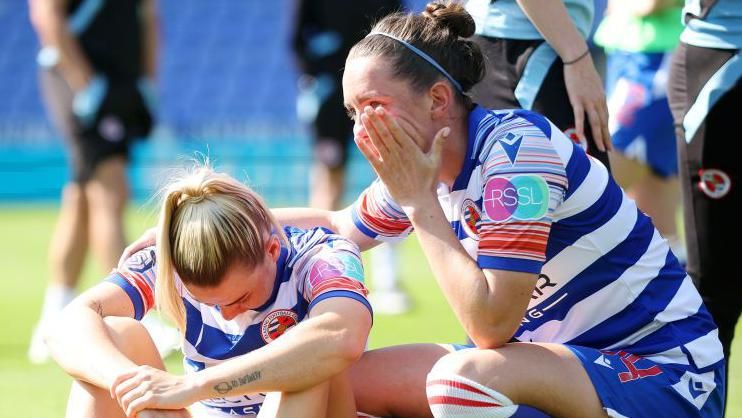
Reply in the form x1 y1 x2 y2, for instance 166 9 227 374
219 304 243 320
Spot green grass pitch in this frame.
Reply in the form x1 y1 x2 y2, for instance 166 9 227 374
0 205 738 417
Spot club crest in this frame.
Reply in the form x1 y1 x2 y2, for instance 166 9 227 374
698 169 731 199
460 199 481 240
261 309 299 343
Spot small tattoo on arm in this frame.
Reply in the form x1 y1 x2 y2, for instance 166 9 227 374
213 371 262 395
91 300 104 317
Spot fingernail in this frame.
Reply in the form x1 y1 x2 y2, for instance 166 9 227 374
364 106 374 115
443 127 451 137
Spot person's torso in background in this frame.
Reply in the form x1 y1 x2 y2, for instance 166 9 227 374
295 0 402 75
465 0 595 40
67 0 145 82
681 0 742 49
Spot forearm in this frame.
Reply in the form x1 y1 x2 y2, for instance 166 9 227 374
272 207 378 250
29 0 93 90
272 207 337 231
196 309 368 398
405 200 512 346
516 0 589 62
46 307 137 388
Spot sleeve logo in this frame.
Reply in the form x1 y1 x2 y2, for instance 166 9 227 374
483 175 549 221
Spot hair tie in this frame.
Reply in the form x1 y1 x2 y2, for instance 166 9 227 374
189 194 206 204
366 31 463 93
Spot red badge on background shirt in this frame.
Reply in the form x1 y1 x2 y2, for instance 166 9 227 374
698 169 731 199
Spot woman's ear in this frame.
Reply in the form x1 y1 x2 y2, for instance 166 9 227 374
266 235 281 262
429 80 454 119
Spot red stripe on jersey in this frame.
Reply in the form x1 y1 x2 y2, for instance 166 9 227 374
121 271 155 310
310 277 368 300
358 192 411 236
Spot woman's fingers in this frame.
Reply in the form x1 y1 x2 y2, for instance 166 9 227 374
110 369 139 398
360 108 391 156
586 108 605 152
125 391 155 418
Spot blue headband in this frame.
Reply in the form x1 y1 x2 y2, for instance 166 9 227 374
366 31 463 94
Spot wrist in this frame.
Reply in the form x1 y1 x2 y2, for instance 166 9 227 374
185 372 207 403
403 195 442 223
562 48 590 65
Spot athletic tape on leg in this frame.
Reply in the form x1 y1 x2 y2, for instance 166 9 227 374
426 372 518 418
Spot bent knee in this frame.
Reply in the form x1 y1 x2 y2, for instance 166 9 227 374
103 317 163 368
429 348 496 379
427 360 517 418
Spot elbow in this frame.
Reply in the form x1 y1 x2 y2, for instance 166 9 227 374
334 328 367 367
465 322 518 350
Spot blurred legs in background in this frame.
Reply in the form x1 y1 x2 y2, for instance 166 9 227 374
602 51 685 262
368 243 410 315
29 156 180 363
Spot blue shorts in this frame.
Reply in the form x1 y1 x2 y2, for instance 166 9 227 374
448 344 725 417
569 346 725 418
606 51 678 178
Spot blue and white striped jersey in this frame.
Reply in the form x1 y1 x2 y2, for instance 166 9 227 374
353 106 724 371
108 226 370 416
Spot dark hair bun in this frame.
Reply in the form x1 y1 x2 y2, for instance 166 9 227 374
423 2 476 38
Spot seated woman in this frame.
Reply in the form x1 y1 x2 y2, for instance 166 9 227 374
45 164 372 418
277 2 726 417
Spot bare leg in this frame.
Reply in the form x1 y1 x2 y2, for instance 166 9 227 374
349 344 454 418
85 156 129 271
49 182 89 288
258 383 329 418
608 153 680 239
326 372 357 418
258 372 356 418
29 182 89 363
428 343 607 418
630 174 680 238
65 317 165 418
310 161 345 211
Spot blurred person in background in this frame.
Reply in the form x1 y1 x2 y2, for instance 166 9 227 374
667 0 742 412
464 0 613 168
27 0 166 364
594 0 686 261
292 0 411 315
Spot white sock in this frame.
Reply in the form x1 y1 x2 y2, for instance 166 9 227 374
371 243 399 292
38 284 76 325
426 372 518 418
